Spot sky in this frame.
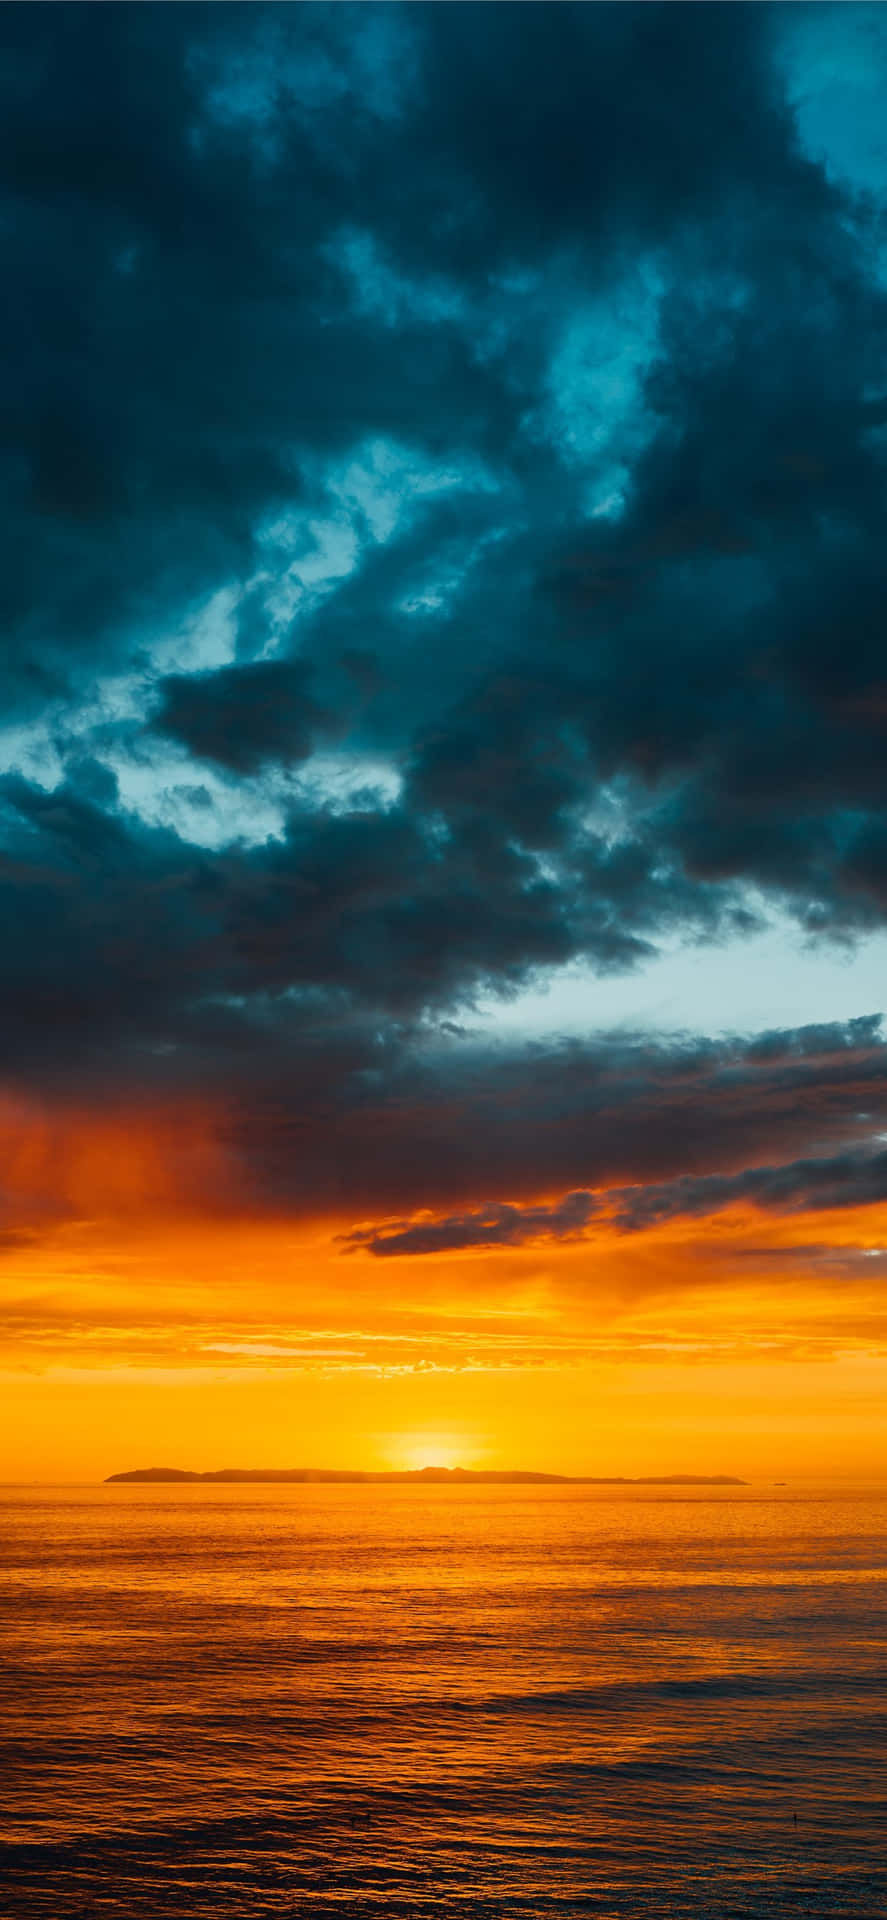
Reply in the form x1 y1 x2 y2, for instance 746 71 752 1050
3 2 887 1481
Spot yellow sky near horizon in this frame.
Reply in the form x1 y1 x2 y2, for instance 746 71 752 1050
3 1184 887 1482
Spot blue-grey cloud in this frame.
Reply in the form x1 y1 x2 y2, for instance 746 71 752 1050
154 660 333 774
348 1144 887 1257
2 4 887 1233
346 1191 598 1258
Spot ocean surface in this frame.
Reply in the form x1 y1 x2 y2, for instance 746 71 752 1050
1 1482 885 1919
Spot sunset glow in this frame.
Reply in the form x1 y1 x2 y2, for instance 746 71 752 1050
389 1437 476 1474
4 1143 887 1480
1 3 887 1492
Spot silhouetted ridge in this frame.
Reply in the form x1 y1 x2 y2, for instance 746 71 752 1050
105 1466 746 1485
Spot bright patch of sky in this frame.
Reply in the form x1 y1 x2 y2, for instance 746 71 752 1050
0 434 489 846
469 912 887 1043
292 750 403 815
152 583 241 675
532 260 665 517
777 4 887 201
0 595 276 849
328 231 553 387
329 227 466 331
324 437 496 543
254 505 359 640
397 524 511 621
194 6 414 151
110 742 287 848
0 698 402 849
258 436 498 635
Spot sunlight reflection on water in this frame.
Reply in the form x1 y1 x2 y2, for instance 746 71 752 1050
1 1483 886 1917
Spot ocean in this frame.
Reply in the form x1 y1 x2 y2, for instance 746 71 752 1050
1 1482 885 1917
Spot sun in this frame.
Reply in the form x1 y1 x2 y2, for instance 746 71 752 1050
391 1433 471 1473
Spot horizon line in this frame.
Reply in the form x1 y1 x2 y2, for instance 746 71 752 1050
104 1465 748 1487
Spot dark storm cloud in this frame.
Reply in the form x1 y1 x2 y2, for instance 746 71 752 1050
612 1146 887 1232
155 660 331 773
2 761 887 1226
346 1192 598 1259
227 1013 887 1220
3 3 887 1232
351 1140 887 1258
0 752 736 1072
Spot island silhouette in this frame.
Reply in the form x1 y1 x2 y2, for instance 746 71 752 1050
106 1466 746 1485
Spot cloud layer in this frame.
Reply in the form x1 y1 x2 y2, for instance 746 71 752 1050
2 5 887 1252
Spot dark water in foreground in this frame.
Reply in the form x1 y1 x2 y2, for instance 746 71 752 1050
1 1484 885 1918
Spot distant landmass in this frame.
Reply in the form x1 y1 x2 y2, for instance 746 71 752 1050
106 1466 746 1486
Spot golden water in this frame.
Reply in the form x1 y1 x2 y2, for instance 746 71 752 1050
2 1483 886 1916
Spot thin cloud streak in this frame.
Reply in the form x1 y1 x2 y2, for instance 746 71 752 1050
349 1147 887 1258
